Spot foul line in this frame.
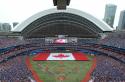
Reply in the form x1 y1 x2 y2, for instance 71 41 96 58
26 56 44 82
81 56 96 82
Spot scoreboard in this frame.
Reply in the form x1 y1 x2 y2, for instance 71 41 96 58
45 37 77 44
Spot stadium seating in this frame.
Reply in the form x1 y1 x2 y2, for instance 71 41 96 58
0 32 125 82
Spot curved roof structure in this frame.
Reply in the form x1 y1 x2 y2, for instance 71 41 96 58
12 8 113 38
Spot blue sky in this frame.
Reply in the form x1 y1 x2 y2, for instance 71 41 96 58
0 0 125 27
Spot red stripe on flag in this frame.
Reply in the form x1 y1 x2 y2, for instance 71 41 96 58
33 53 50 61
72 52 88 61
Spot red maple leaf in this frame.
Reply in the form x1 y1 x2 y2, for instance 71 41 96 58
53 53 69 59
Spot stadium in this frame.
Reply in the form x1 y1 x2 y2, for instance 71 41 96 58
0 0 125 82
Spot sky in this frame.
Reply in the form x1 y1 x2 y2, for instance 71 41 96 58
0 0 125 28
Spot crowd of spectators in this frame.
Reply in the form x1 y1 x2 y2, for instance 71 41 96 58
92 55 125 82
78 33 125 81
78 38 99 44
0 38 26 48
0 38 46 82
0 37 45 49
99 31 125 49
0 55 34 82
0 43 41 63
81 44 125 62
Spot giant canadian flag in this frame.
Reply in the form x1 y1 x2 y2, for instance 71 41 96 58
33 52 88 61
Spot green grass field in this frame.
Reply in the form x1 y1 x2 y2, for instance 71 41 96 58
30 55 94 82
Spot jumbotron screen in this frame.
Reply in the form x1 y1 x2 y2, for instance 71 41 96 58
54 39 68 44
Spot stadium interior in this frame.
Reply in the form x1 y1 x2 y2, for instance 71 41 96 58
0 0 125 82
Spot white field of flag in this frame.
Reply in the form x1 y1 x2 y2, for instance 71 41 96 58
47 53 75 60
